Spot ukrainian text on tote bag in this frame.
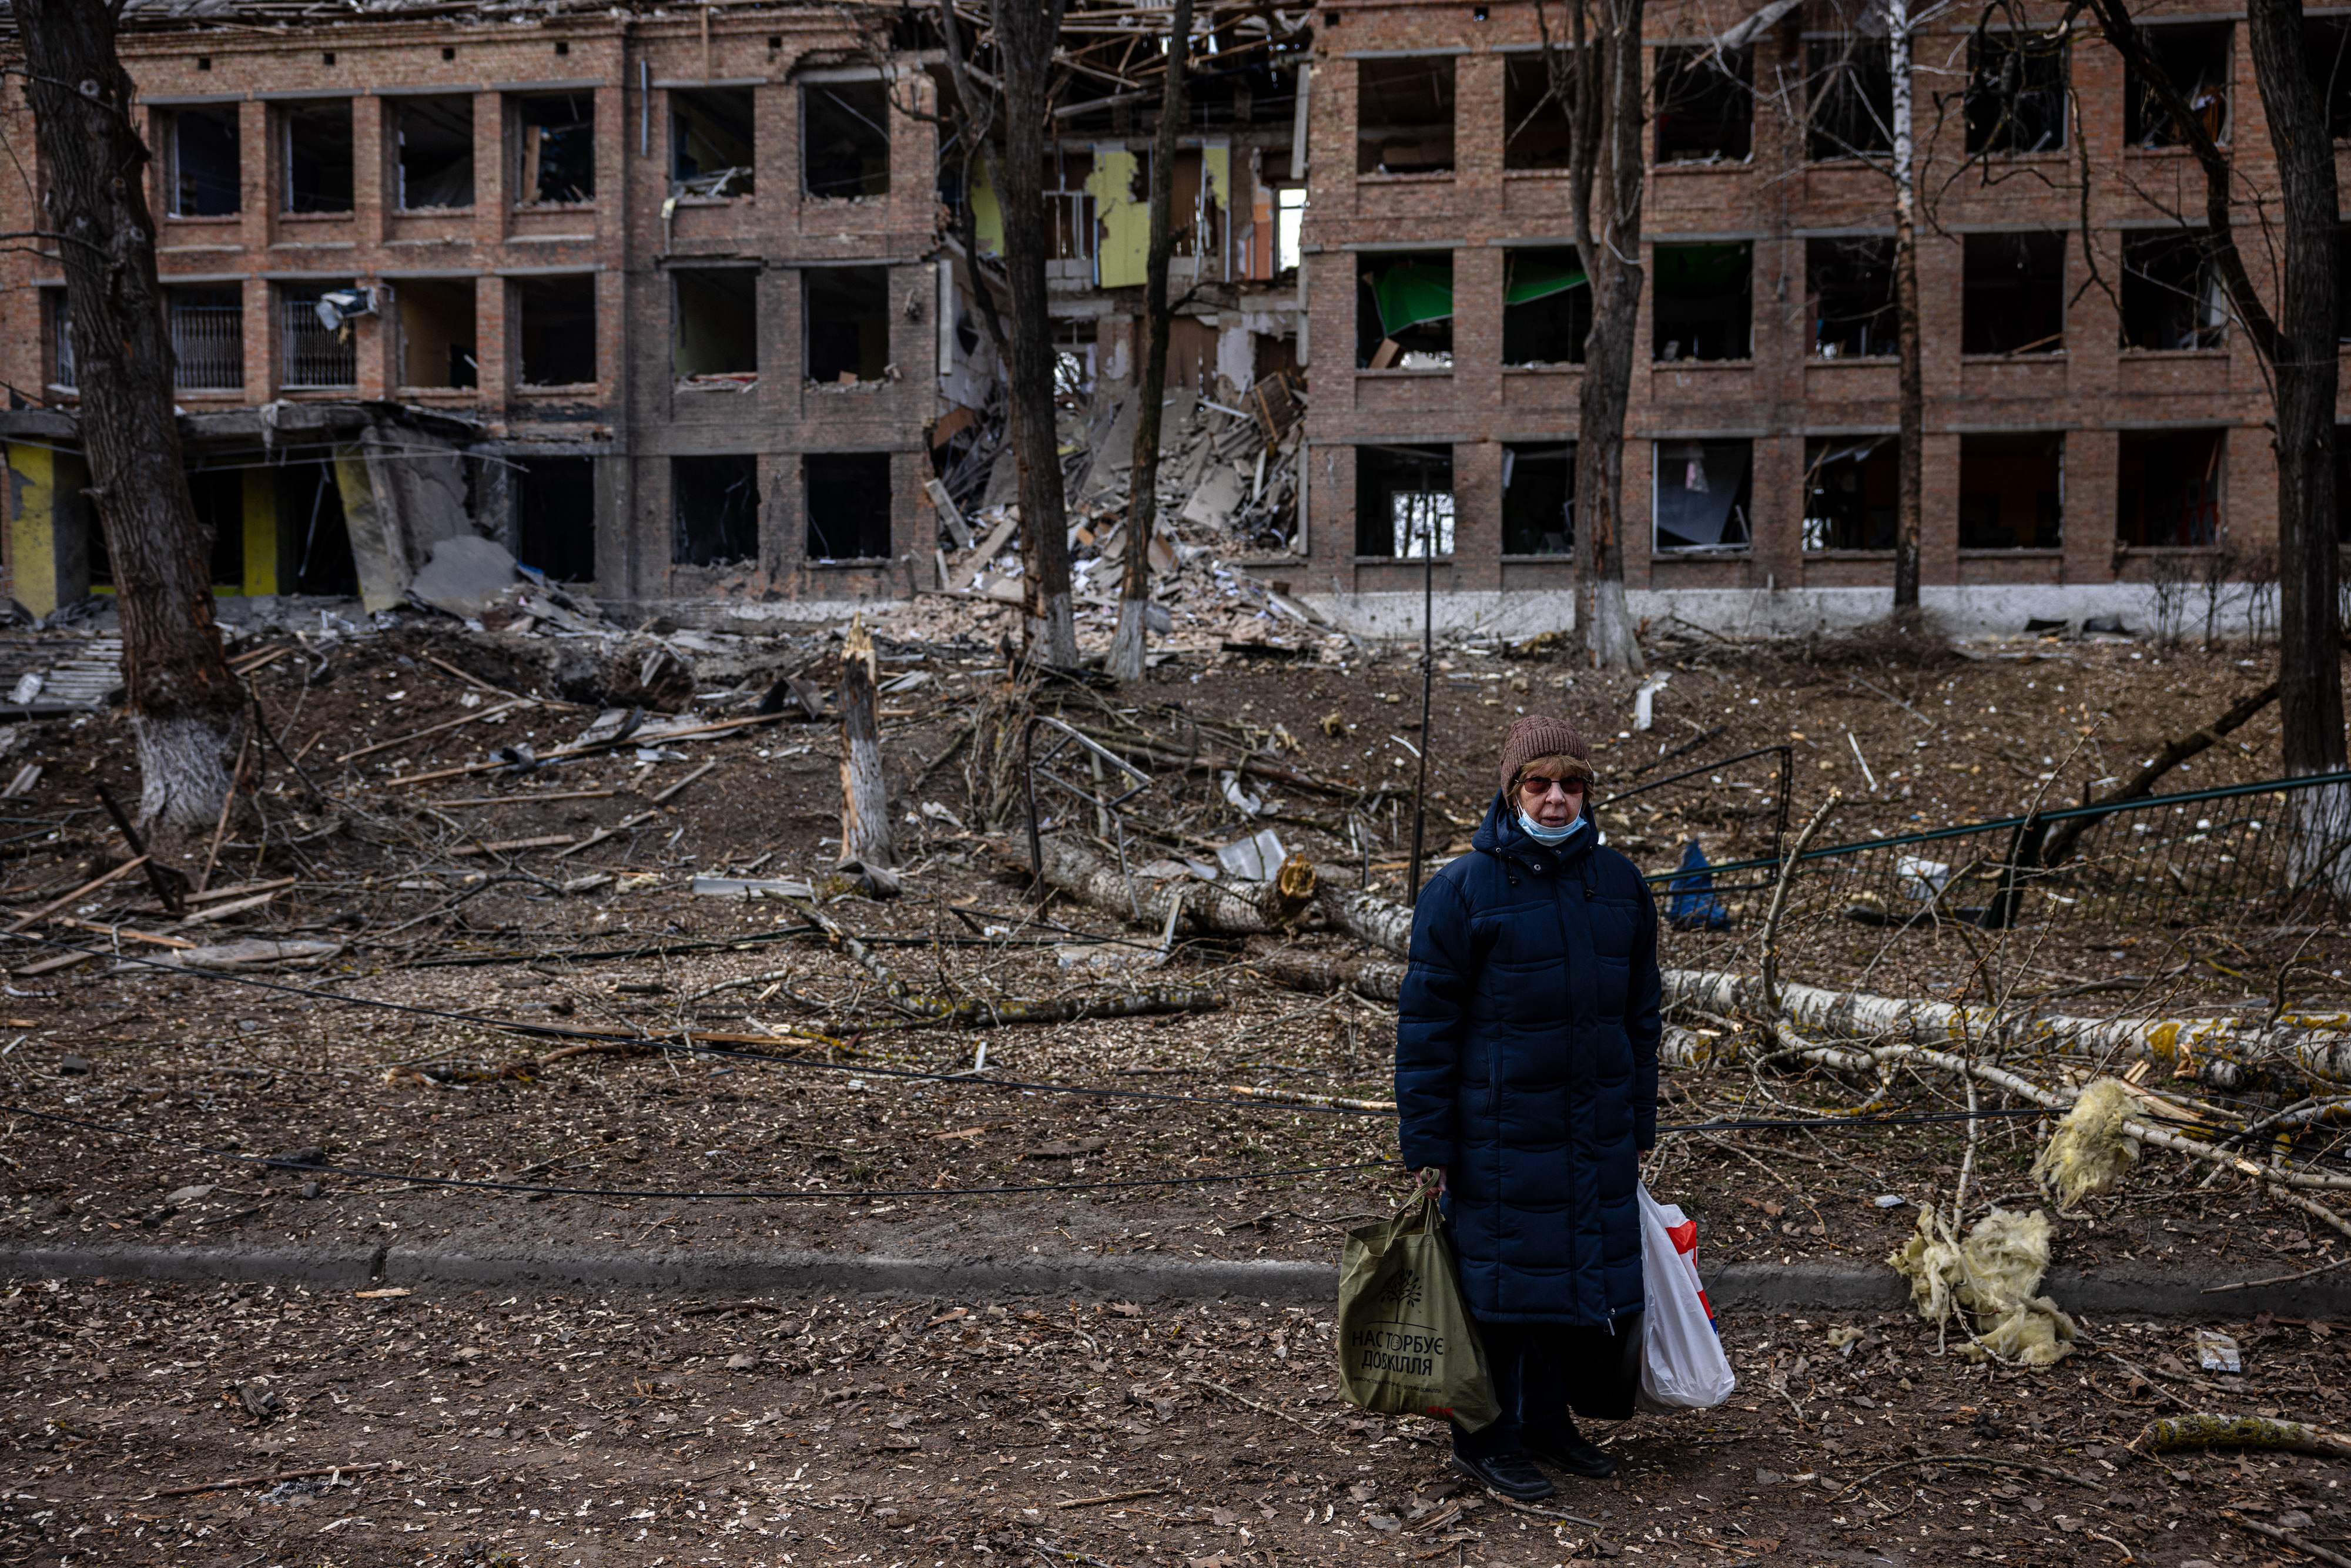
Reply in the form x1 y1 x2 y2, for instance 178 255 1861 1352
1336 1190 1498 1430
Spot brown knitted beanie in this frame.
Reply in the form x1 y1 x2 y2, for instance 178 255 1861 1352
1498 713 1593 796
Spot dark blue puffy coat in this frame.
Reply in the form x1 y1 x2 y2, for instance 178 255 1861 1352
1394 792 1663 1326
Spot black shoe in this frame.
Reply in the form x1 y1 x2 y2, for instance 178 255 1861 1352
1449 1449 1557 1501
1525 1426 1618 1480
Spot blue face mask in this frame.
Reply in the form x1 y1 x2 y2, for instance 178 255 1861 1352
1515 810 1585 846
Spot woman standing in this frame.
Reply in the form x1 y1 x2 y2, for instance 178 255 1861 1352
1394 713 1663 1500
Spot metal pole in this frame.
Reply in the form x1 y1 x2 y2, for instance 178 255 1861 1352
1407 512 1434 906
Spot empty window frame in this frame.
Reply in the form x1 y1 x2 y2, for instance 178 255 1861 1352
1958 432 2063 549
672 453 759 567
673 269 758 381
1053 320 1096 401
281 100 354 214
1503 249 1590 366
168 284 243 392
2125 22 2229 148
1357 56 1456 176
1274 186 1307 274
277 458 360 596
1807 36 1893 159
45 289 73 391
2118 427 2223 547
515 92 595 205
396 277 479 388
2307 19 2351 140
1653 242 1751 362
672 88 755 198
1802 436 1897 551
1503 54 1573 170
1966 33 2068 154
277 283 357 388
1654 46 1751 164
189 466 245 588
1654 438 1753 552
803 79 890 197
1357 253 1453 369
514 456 598 583
1355 444 1455 557
163 105 240 217
514 274 597 387
1962 231 2065 354
1502 443 1575 555
394 95 475 210
805 452 892 561
2121 230 2226 350
805 266 890 384
1808 236 1897 358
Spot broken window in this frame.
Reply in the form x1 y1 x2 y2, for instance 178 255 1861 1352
514 92 595 205
45 289 73 391
2121 230 2225 350
803 79 890 197
1654 439 1753 552
1654 46 1751 165
1502 443 1575 555
805 266 889 384
1966 33 2068 155
1652 242 1750 362
805 452 892 561
2118 428 2223 547
280 100 353 214
163 105 240 217
188 466 245 589
276 283 356 388
2306 19 2351 139
395 277 478 389
673 269 758 383
1808 236 1896 358
1357 253 1452 369
1803 436 1897 551
2125 23 2228 148
168 284 243 392
1961 231 2064 354
1959 432 2062 549
672 88 755 199
1053 320 1096 401
1807 36 1893 159
1357 56 1455 176
395 95 475 210
514 274 597 387
276 459 359 595
1274 186 1307 274
1504 54 1573 170
1503 248 1589 366
671 454 759 568
1355 444 1454 557
514 456 597 583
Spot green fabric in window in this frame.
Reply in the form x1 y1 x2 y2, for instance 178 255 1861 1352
1371 261 1456 336
1503 254 1590 305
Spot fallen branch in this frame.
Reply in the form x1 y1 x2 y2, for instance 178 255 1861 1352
1827 1452 2094 1501
1761 791 1841 1016
2039 681 2278 868
1248 950 1405 1001
150 1460 400 1499
1053 1486 1166 1510
2131 1412 2351 1460
1220 1084 1397 1113
3 856 151 934
2223 1510 2351 1568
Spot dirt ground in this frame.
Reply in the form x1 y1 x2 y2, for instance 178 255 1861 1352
2 615 2348 1565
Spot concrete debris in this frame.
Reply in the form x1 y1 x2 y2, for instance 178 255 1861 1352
408 535 521 621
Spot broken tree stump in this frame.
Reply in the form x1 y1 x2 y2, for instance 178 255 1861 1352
838 617 892 870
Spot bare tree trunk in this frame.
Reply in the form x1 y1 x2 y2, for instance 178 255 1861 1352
838 617 892 869
1889 0 1924 614
17 0 243 842
1108 0 1194 683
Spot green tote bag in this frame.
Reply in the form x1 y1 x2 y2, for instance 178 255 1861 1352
1336 1189 1499 1431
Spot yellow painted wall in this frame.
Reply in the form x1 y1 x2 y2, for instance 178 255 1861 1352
241 467 277 597
1086 149 1150 289
971 162 1004 259
5 444 57 618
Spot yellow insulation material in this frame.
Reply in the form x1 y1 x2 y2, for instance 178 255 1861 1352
1888 1207 2078 1366
2032 1078 2141 1209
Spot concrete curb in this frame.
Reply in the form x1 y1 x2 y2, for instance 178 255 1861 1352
4 1241 2345 1319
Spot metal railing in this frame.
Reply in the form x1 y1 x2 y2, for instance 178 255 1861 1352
170 300 244 391
277 290 356 388
1022 714 1153 915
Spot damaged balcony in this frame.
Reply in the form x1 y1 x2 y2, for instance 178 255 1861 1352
673 267 759 394
671 88 756 203
803 78 890 200
394 278 479 393
805 266 889 388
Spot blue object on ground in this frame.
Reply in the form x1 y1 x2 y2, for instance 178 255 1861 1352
1665 839 1732 932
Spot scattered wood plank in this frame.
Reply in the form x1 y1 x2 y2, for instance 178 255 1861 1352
554 809 664 860
337 698 531 763
170 890 279 929
430 789 620 809
2 856 150 934
448 835 577 859
650 760 718 806
52 916 195 950
151 1460 399 1500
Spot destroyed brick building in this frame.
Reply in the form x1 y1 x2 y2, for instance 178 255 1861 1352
0 0 2326 637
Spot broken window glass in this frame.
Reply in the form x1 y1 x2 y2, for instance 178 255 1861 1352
2118 428 2222 547
1808 235 1897 358
1653 439 1752 552
806 266 890 384
1654 47 1751 164
515 93 595 205
1503 248 1589 366
1966 33 2068 155
805 452 893 561
396 95 475 210
1357 56 1456 176
2125 23 2228 148
281 100 353 214
396 277 478 389
1356 253 1453 369
1652 242 1751 362
1503 54 1573 170
514 456 598 583
804 79 890 197
673 269 758 382
672 88 755 199
2121 230 2225 350
1502 443 1575 556
514 274 597 387
1803 436 1898 551
1962 231 2065 354
1807 35 1892 159
672 454 760 568
1355 444 1454 557
164 105 240 217
2305 18 2351 140
1959 432 2063 549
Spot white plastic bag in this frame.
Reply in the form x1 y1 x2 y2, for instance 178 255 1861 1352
1637 1183 1738 1412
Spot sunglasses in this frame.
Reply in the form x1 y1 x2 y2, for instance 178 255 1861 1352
1518 778 1587 799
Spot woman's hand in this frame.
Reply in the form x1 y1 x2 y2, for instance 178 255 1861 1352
1415 1165 1448 1196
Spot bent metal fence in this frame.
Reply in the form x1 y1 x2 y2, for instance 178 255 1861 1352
1644 768 2351 954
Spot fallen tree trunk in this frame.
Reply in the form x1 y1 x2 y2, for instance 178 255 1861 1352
1000 837 1318 936
1249 950 1406 1001
1312 873 1413 957
2132 1412 2351 1460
